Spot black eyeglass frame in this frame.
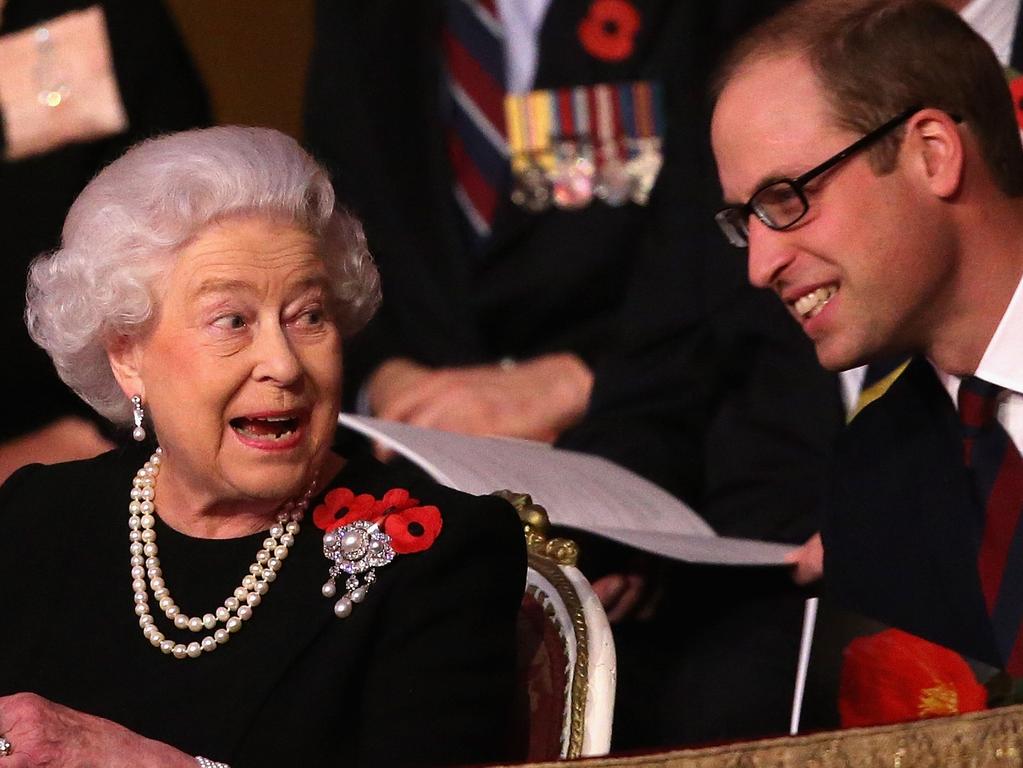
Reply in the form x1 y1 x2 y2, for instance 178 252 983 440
714 105 926 248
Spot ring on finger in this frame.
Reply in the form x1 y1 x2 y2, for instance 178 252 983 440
0 736 11 757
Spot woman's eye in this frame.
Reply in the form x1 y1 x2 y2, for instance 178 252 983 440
212 314 246 330
296 307 325 326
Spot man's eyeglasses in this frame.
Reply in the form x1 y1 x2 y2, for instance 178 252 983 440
714 105 922 248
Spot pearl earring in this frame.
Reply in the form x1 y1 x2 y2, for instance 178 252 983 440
131 395 146 442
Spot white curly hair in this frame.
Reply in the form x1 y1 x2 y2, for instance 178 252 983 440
26 126 380 426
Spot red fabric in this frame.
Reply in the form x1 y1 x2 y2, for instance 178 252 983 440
558 88 575 138
441 30 506 136
1010 75 1023 130
516 594 570 760
958 377 1023 672
378 487 420 513
1007 622 1023 675
447 129 499 223
384 505 443 554
977 448 1023 611
577 0 641 62
313 487 443 554
839 629 987 728
312 488 378 531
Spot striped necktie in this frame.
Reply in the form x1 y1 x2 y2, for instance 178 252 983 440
442 0 509 246
958 375 1023 674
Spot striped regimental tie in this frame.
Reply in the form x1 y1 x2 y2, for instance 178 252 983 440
442 0 509 246
958 375 1023 675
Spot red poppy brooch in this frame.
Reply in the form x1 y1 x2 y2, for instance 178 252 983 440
578 0 641 63
313 488 443 618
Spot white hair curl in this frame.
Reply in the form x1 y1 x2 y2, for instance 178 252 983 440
26 126 380 426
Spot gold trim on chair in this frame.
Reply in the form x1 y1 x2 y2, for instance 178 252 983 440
527 550 589 757
489 702 1023 768
496 490 609 759
502 490 580 566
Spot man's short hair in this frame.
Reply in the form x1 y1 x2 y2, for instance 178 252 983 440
712 0 1023 196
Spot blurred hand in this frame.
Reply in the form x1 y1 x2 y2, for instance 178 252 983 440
591 573 651 623
367 353 594 442
0 692 195 768
0 416 113 487
785 532 824 585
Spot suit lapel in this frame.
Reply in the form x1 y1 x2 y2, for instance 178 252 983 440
358 0 461 265
1011 4 1023 72
333 0 485 355
853 359 1001 663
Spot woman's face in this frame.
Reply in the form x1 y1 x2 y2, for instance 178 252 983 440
113 216 343 509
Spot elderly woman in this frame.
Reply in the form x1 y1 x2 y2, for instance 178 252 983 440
0 127 525 767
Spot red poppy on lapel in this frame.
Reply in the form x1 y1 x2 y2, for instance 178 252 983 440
313 487 443 554
838 628 987 728
313 487 378 531
1008 73 1023 131
384 504 444 553
578 0 641 62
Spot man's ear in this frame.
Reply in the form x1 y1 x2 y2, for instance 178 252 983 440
107 335 145 400
905 108 964 199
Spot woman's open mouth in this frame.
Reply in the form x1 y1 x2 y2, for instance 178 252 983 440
230 413 306 448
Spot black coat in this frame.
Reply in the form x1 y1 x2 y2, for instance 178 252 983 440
0 444 526 766
823 357 1002 668
305 0 843 535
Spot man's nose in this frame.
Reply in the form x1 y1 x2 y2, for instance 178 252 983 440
746 217 796 290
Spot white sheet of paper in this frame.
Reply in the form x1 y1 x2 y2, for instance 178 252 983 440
338 414 796 566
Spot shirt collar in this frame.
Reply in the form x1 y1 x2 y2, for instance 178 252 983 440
933 274 1023 404
974 273 1023 394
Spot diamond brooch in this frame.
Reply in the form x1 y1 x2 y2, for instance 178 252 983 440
320 521 395 618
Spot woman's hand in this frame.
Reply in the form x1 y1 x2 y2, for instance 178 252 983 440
0 693 196 768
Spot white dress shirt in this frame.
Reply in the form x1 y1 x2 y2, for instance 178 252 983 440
494 0 550 93
840 0 1022 413
938 275 1023 453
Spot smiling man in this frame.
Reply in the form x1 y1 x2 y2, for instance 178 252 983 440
710 0 1023 672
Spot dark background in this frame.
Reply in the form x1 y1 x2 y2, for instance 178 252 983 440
164 0 314 139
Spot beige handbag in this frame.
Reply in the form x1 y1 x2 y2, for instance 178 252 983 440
0 3 128 161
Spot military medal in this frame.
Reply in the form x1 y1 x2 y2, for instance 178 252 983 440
551 141 595 209
505 90 554 211
625 81 665 205
547 87 594 209
592 84 632 206
505 79 663 211
313 487 443 620
511 160 552 212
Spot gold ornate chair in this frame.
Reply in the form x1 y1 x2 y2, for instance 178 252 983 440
495 491 617 760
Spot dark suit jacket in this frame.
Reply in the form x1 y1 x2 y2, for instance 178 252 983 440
823 357 1002 667
306 1 704 381
0 0 209 440
0 444 526 766
305 0 843 537
304 1 776 381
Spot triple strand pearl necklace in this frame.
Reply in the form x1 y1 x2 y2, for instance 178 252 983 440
129 448 316 660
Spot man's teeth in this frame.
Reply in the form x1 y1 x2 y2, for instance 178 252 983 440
793 285 837 318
